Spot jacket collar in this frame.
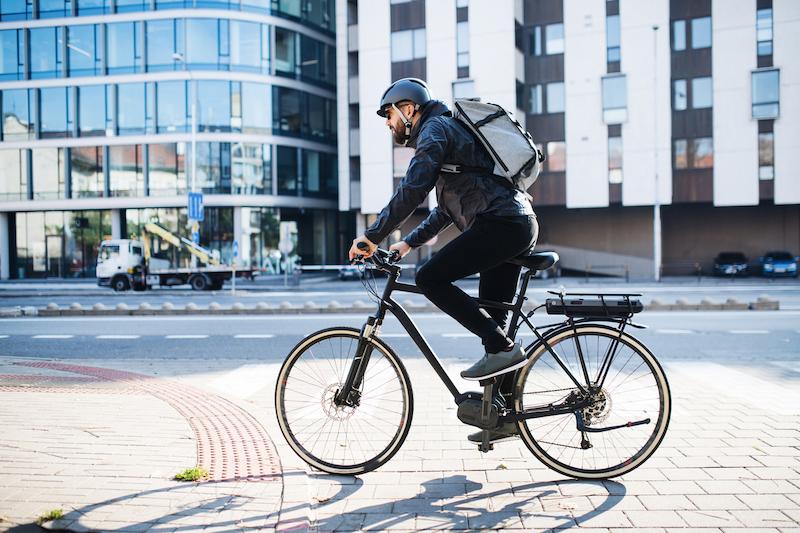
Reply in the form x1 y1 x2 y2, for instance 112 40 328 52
406 100 451 148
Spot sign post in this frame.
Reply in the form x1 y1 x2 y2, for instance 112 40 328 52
278 239 293 287
232 239 238 295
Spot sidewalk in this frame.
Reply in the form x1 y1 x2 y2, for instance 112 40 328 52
1 354 799 532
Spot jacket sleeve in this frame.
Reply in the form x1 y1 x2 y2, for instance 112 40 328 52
403 206 452 248
363 119 449 244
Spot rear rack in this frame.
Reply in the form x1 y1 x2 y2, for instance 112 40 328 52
545 291 643 319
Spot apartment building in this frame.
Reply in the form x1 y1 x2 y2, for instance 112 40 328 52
337 0 800 277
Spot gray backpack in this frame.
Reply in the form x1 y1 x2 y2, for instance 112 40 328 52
442 98 545 197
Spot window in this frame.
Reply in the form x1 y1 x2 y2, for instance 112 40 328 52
115 0 148 12
453 80 476 99
146 19 183 72
752 69 779 119
241 82 270 133
0 149 27 200
0 29 24 80
32 148 66 199
2 89 34 140
692 137 713 168
545 23 564 54
274 86 302 136
149 143 186 196
117 83 146 134
109 145 144 197
156 81 186 133
756 8 773 56
456 21 469 68
602 75 627 123
691 77 712 108
606 15 620 62
529 85 542 114
277 145 299 195
30 27 63 78
40 87 72 138
197 81 231 132
232 143 270 194
77 0 111 15
546 142 566 172
275 27 297 75
300 34 334 85
68 25 102 76
78 85 106 136
531 26 542 56
691 17 711 49
231 21 264 73
38 0 70 18
608 135 622 183
673 139 688 169
106 22 142 74
71 146 104 198
1 0 34 21
758 132 774 180
546 82 564 113
672 20 686 51
186 19 219 68
391 28 426 62
673 79 687 110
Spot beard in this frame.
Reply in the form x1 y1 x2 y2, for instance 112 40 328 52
390 123 407 145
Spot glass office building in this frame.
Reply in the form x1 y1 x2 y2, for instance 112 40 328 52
0 0 347 278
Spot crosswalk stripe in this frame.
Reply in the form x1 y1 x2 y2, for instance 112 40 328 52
32 334 74 339
379 333 409 338
165 334 208 339
729 329 769 334
0 335 8 339
96 334 140 339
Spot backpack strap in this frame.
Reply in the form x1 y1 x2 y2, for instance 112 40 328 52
441 163 533 201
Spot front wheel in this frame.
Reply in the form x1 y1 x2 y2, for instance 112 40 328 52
275 327 413 475
514 324 671 479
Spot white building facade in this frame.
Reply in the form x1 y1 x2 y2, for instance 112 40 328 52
337 0 800 277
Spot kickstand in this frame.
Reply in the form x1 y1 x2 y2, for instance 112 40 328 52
478 378 495 453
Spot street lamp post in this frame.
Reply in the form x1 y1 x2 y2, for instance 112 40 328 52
652 25 662 282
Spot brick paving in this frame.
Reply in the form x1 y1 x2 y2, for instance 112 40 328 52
0 353 798 532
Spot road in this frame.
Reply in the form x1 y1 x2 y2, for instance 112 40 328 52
2 311 799 374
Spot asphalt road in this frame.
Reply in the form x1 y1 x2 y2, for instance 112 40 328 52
2 311 798 372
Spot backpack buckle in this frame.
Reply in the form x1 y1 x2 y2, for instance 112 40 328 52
441 163 461 174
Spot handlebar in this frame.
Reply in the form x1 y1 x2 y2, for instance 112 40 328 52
354 242 401 269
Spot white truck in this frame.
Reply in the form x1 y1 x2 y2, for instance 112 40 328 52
96 222 256 291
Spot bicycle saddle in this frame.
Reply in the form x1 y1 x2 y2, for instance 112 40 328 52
508 250 559 271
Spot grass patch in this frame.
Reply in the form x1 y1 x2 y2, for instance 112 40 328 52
37 508 64 525
174 467 209 482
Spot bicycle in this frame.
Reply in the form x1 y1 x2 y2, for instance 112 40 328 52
275 247 671 479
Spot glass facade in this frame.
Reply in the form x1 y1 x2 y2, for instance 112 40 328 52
1 5 339 278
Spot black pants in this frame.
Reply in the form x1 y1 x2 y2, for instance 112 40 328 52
415 214 539 353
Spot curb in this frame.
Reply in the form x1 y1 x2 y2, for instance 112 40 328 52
0 296 781 318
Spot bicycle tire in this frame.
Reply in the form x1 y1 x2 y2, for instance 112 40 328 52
514 323 671 479
275 327 413 475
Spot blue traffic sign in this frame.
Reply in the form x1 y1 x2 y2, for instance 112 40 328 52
188 192 204 221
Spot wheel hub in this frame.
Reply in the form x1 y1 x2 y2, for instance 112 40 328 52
322 384 357 421
582 388 611 425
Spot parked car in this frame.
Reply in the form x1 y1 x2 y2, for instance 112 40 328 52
338 265 364 281
758 250 798 278
712 252 750 277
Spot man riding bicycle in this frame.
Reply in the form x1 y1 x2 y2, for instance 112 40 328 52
347 78 539 443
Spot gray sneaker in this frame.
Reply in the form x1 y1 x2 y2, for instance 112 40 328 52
460 343 527 381
468 422 518 443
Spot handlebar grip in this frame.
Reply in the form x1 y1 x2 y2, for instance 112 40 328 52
356 241 370 251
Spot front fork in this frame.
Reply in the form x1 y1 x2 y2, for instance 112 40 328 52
334 316 381 407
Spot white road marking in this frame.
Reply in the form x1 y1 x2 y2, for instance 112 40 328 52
656 329 693 334
32 334 74 339
729 329 769 334
442 333 472 338
0 335 8 339
379 333 409 338
96 334 140 339
165 334 208 339
233 334 275 339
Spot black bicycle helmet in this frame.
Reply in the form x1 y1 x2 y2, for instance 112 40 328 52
376 78 431 118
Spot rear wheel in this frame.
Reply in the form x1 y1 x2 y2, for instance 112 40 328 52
112 276 130 292
275 327 413 475
514 324 671 479
190 274 209 291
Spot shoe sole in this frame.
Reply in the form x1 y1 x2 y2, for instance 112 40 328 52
461 357 529 381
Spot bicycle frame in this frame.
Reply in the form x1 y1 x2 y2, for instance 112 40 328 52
335 263 632 419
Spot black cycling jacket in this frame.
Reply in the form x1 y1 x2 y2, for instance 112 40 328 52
364 100 534 248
